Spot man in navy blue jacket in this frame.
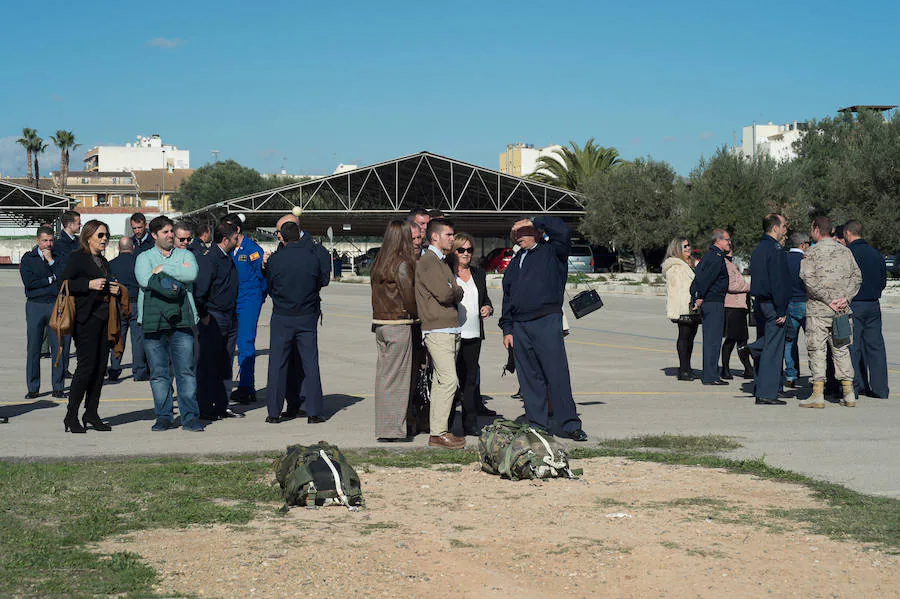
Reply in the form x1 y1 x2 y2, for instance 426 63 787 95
20 226 66 399
108 237 148 381
264 221 331 423
53 210 81 377
690 229 732 385
844 220 890 399
130 213 154 256
499 215 587 441
783 232 810 387
748 213 791 405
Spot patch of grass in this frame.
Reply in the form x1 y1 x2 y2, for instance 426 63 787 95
594 497 629 508
589 434 742 454
452 524 475 532
651 497 730 508
660 541 680 550
359 521 399 536
567 273 592 285
448 538 477 548
434 465 463 473
343 448 479 468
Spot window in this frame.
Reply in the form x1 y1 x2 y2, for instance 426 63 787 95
81 178 90 184
122 177 132 184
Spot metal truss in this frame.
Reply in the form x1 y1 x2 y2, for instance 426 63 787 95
0 180 73 226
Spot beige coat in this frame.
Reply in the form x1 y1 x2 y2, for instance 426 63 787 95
663 257 694 320
724 258 750 309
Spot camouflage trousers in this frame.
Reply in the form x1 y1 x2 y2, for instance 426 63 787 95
806 315 854 382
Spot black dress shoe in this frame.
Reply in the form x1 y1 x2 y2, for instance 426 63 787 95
65 370 74 379
476 405 497 417
511 391 522 399
220 408 245 419
702 380 729 386
265 416 283 424
133 375 150 382
676 371 694 381
307 415 326 424
563 429 588 442
199 413 220 421
82 415 112 431
281 408 307 420
107 369 121 382
24 391 40 399
51 390 68 399
720 369 733 381
755 397 787 405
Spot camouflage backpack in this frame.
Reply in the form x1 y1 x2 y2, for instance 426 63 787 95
273 441 363 510
477 420 580 481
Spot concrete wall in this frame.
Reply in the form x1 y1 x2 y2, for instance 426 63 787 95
94 147 190 172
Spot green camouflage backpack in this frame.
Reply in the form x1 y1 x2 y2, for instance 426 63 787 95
273 441 363 510
477 420 580 480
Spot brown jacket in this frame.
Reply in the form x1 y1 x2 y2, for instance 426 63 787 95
371 261 417 324
415 248 463 331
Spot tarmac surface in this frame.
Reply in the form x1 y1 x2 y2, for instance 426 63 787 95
1 271 897 497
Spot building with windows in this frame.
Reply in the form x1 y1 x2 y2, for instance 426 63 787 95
499 143 563 177
83 134 190 172
133 168 195 212
60 171 140 209
730 121 806 162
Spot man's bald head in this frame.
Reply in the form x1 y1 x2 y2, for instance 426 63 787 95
118 236 134 253
276 213 299 231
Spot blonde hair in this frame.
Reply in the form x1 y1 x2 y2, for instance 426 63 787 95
448 231 475 274
665 237 694 268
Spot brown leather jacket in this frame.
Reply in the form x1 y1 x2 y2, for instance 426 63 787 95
372 261 418 323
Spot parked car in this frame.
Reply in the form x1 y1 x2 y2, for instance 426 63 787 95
354 247 380 274
885 252 900 278
567 244 594 273
591 246 618 272
481 247 514 273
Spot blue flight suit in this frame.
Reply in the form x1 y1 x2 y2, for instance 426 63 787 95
108 251 148 379
231 235 267 392
848 238 890 398
195 245 240 416
690 245 729 384
748 235 791 401
20 246 65 394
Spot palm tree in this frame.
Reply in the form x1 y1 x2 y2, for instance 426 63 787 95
527 139 627 191
50 130 80 196
31 137 48 190
16 128 38 184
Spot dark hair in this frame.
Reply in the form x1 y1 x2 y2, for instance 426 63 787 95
61 210 80 228
214 223 238 244
130 212 147 224
78 220 109 254
812 215 833 235
762 213 783 233
197 223 211 237
221 214 242 233
149 215 174 235
371 220 414 285
173 221 192 234
844 219 863 238
428 209 445 219
407 207 429 220
280 221 300 243
36 225 54 238
425 217 453 245
832 224 844 240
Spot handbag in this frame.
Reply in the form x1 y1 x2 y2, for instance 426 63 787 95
747 296 757 328
411 362 432 434
49 280 75 367
568 289 604 319
833 313 852 346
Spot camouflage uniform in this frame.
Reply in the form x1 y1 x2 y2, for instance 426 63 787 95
799 239 862 382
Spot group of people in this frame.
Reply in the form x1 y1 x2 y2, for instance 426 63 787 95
20 209 332 433
664 213 890 406
370 208 588 448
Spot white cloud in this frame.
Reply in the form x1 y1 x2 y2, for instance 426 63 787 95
0 136 62 178
148 37 185 49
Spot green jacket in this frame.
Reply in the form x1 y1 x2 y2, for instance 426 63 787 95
141 272 195 334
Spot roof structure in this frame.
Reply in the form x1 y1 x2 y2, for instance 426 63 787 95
183 151 585 236
838 105 898 113
0 179 73 226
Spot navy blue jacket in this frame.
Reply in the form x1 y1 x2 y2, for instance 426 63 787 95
750 235 791 317
785 249 807 303
690 245 729 303
265 235 331 319
499 215 569 336
20 246 63 302
109 251 140 304
54 231 79 271
848 239 887 301
194 245 240 318
132 233 154 256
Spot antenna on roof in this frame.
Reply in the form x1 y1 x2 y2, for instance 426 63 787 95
211 150 220 163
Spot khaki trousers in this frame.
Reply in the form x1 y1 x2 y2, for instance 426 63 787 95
424 332 460 435
807 315 854 382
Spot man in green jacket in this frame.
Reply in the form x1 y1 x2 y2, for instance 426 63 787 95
135 216 204 432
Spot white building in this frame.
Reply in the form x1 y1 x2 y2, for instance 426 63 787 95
499 143 564 177
83 134 190 172
732 121 806 162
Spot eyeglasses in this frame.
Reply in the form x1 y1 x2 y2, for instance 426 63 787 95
177 236 192 243
97 232 108 239
682 243 691 249
456 247 474 254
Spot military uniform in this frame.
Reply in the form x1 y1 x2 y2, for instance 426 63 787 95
231 235 267 400
799 238 861 383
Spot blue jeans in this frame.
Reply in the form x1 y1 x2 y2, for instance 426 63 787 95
783 302 806 382
144 328 199 426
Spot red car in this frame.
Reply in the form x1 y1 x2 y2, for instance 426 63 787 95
481 247 515 273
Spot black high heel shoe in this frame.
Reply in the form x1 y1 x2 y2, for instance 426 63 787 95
82 414 111 432
64 413 86 434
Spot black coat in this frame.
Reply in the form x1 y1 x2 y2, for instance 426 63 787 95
194 245 239 318
691 245 729 303
109 251 139 302
62 249 113 324
54 232 80 272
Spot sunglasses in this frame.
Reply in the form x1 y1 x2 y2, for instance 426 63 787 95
97 232 108 239
682 243 691 249
456 247 474 254
177 236 192 243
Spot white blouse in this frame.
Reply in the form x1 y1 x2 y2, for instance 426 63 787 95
456 274 481 339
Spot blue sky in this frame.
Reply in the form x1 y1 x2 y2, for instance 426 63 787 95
1 0 897 178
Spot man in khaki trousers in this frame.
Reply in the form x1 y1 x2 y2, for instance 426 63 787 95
415 218 465 449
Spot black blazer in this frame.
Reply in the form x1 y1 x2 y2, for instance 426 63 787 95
62 249 113 324
464 266 493 340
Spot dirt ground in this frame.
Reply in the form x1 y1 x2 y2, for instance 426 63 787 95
97 457 900 599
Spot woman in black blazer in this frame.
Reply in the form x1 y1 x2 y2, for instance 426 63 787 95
447 232 494 436
61 220 120 433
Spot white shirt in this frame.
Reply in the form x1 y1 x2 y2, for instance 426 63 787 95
456 274 480 339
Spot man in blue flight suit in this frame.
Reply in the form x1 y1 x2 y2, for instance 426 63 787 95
222 214 267 403
264 221 331 423
690 229 732 386
748 213 791 406
194 223 245 420
20 226 66 400
844 219 890 399
107 237 148 381
499 216 587 441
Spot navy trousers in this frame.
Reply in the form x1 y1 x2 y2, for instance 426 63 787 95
699 302 725 383
748 300 786 400
850 300 890 398
512 312 581 434
197 310 238 416
25 300 64 393
108 314 148 378
266 313 323 418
